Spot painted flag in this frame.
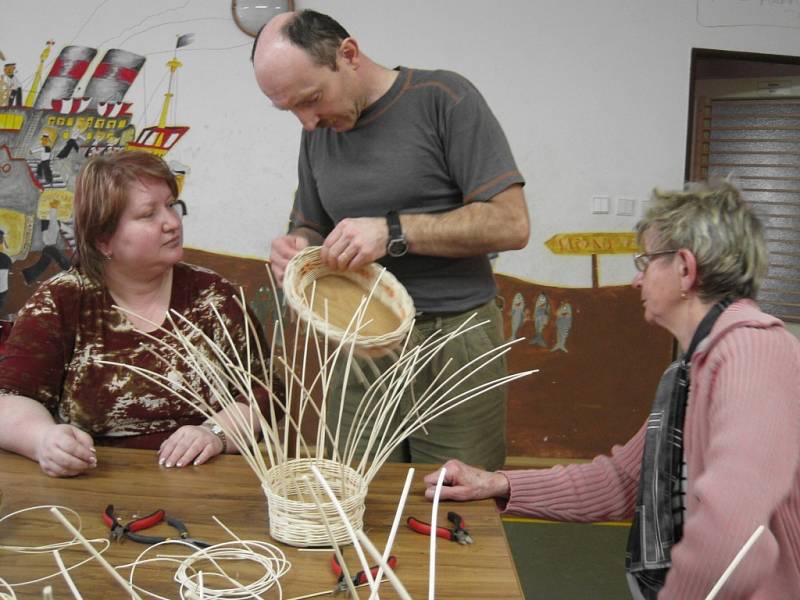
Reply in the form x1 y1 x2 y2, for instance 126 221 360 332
176 33 195 49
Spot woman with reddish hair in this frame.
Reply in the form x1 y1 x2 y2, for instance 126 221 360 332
0 152 279 476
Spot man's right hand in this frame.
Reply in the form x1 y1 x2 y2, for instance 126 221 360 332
36 424 96 477
269 234 310 286
422 459 510 502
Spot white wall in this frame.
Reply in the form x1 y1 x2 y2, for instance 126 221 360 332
2 0 798 287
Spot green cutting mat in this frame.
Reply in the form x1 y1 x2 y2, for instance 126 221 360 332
502 518 632 599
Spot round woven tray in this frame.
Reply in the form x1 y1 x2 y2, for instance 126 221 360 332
283 246 415 353
262 458 368 547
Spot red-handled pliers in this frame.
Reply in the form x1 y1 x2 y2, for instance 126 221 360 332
102 504 164 543
102 504 211 548
331 552 398 594
407 511 474 544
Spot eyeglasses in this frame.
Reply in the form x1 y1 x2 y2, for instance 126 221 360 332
633 249 677 272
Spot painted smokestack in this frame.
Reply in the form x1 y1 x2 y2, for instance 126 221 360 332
33 45 97 109
83 49 145 107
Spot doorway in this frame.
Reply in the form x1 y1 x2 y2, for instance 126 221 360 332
686 49 800 323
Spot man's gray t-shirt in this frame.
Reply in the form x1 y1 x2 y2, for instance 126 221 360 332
290 66 525 313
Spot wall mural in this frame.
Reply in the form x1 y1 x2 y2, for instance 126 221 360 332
0 34 193 318
508 291 573 353
493 229 674 460
498 276 672 460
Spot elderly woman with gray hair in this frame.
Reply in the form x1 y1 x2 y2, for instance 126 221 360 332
424 182 800 599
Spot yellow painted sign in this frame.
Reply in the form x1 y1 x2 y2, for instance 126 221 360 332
545 232 638 256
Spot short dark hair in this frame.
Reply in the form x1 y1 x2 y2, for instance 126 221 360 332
250 10 350 70
250 25 267 63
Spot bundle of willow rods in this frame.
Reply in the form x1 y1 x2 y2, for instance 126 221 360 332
103 267 535 546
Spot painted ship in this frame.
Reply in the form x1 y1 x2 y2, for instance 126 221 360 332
0 39 189 264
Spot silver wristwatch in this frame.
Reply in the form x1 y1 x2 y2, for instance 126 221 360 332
201 420 227 453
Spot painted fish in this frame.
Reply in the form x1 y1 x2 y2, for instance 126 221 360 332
529 292 550 347
550 300 573 353
509 292 525 340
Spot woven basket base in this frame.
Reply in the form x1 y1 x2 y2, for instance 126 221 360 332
262 458 367 547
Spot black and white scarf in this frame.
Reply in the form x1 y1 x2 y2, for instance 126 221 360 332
625 299 732 598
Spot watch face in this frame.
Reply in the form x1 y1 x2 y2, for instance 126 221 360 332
203 421 223 434
387 238 408 258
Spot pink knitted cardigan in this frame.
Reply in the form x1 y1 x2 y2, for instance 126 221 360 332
500 300 800 599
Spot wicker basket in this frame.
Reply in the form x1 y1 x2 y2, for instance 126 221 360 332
283 246 415 354
262 458 368 547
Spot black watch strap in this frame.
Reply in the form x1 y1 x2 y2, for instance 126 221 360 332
387 210 402 237
385 211 408 257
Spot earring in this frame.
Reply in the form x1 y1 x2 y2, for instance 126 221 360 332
103 253 112 261
680 291 688 300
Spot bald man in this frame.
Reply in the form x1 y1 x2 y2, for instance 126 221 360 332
252 10 529 471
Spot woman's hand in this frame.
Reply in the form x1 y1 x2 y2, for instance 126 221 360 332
423 459 510 502
158 425 224 468
36 424 96 477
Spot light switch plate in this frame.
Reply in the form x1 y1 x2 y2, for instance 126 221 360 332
592 195 610 214
617 197 636 216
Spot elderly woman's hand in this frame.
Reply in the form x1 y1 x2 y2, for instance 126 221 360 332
423 459 510 502
36 424 97 477
158 425 224 468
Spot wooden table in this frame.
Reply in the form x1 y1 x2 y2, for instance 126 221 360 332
0 448 523 599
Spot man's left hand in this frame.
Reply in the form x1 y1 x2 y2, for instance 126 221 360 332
320 216 388 271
